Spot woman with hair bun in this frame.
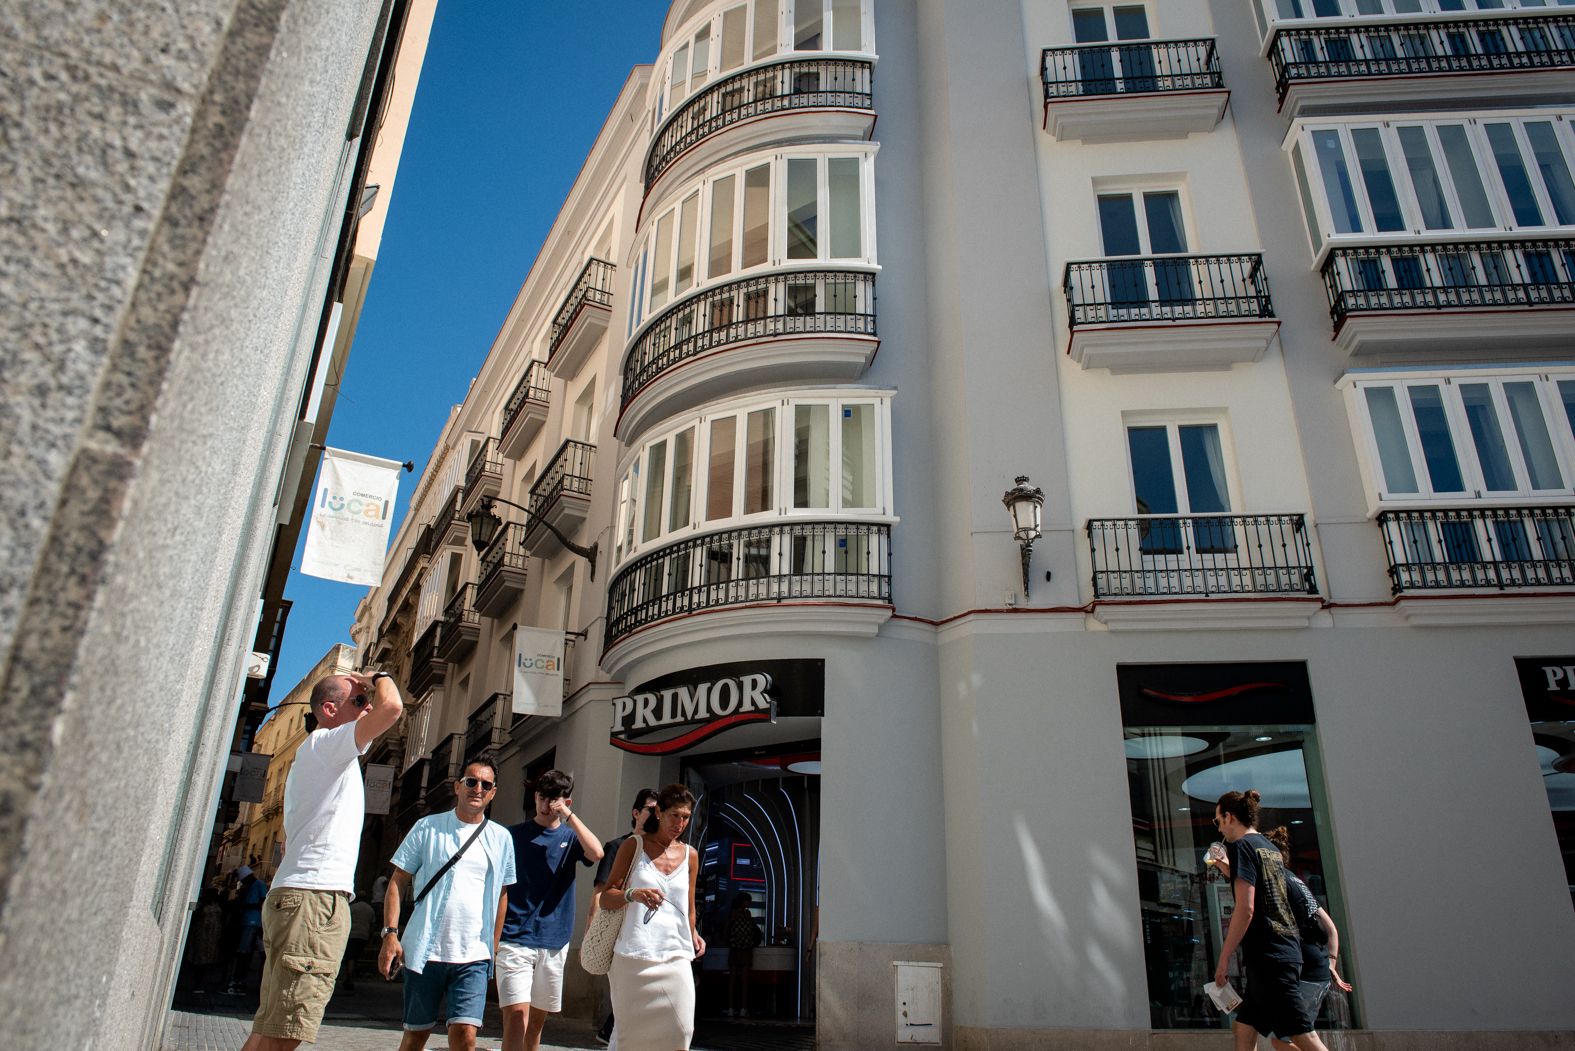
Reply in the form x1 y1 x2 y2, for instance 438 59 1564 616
1212 790 1331 1051
596 783 705 1051
1262 826 1352 1051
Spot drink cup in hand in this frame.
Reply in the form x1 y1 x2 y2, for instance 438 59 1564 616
1205 842 1227 867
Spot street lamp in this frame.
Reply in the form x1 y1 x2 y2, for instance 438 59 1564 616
467 495 600 581
1002 475 1045 599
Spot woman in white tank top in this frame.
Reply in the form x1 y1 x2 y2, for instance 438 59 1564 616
596 784 705 1051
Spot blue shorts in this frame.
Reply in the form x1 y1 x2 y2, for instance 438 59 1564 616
403 959 490 1031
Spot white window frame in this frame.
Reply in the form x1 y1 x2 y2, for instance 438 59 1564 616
1256 0 1575 38
1069 3 1156 42
1286 111 1575 262
611 387 895 570
1121 412 1242 517
1340 364 1575 510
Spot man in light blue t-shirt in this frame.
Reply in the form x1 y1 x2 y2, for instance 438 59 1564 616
380 756 516 1051
497 768 604 1051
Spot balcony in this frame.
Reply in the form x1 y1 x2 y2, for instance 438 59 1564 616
408 619 446 697
1378 506 1575 592
1268 13 1575 118
432 483 467 549
426 732 465 811
499 360 551 460
524 439 595 555
1063 253 1278 371
460 437 504 518
379 522 432 638
436 584 479 663
546 259 615 380
1322 239 1575 357
644 57 875 201
474 521 528 618
465 692 511 763
1041 39 1228 142
1089 514 1319 597
618 268 878 440
395 756 429 830
604 520 892 660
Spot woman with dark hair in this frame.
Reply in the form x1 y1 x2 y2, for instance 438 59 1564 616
1262 827 1352 1051
1213 790 1331 1051
597 784 706 1051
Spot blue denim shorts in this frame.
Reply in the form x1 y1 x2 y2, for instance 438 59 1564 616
402 959 490 1030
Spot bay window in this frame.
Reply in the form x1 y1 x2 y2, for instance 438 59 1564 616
629 148 876 327
612 390 893 567
1344 366 1575 502
1290 114 1575 254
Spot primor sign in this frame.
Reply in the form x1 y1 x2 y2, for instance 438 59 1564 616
610 659 824 755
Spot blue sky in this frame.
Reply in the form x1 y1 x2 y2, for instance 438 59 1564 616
273 3 668 701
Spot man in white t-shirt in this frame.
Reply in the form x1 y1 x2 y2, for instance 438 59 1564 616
242 670 403 1051
380 756 517 1051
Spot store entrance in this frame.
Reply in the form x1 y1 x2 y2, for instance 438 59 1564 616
684 746 820 1023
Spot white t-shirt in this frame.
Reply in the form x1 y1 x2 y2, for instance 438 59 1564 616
428 831 491 963
271 722 368 893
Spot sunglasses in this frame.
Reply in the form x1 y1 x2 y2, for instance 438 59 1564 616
459 776 496 792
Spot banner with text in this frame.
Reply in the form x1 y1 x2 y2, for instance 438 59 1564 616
513 626 565 718
300 447 403 586
364 763 395 815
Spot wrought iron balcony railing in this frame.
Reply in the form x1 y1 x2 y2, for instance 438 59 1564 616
479 521 527 589
1270 14 1575 102
605 520 891 648
1065 253 1274 327
1042 38 1223 99
1322 239 1575 328
466 692 510 761
622 268 877 407
1088 514 1318 599
465 436 502 495
428 732 464 786
432 483 465 546
443 583 478 631
399 757 428 811
645 57 874 190
529 439 595 522
1378 506 1575 592
547 259 615 365
501 360 552 438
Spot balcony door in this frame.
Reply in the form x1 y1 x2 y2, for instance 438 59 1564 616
1073 5 1156 93
1127 422 1236 585
1099 191 1194 310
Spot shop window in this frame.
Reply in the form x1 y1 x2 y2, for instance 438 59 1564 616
1118 663 1355 1032
1518 656 1575 913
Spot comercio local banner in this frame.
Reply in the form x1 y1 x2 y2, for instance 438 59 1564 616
300 447 403 586
513 625 565 718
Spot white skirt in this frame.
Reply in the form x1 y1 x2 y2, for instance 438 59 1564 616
608 953 695 1051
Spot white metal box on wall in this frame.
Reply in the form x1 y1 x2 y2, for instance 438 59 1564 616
894 960 942 1044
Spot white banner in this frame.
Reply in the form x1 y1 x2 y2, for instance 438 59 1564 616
300 447 403 586
513 626 565 718
234 751 271 803
364 763 395 815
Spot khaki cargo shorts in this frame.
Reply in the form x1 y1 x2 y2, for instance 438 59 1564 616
251 887 350 1042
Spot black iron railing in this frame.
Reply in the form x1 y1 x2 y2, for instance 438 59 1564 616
397 757 428 817
1270 14 1575 102
529 440 595 522
622 269 877 407
605 520 891 647
1323 240 1575 328
426 732 464 807
548 259 615 364
465 437 502 495
409 619 445 694
1088 514 1318 598
432 484 465 545
1065 253 1273 327
466 692 509 761
479 521 527 590
645 57 874 190
443 583 478 630
501 360 551 438
1377 506 1575 592
1042 38 1223 99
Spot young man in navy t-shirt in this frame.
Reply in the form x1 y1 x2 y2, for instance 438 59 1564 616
497 769 604 1051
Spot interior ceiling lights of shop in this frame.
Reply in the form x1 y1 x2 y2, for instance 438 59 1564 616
1535 745 1575 808
1123 735 1210 760
1181 748 1312 809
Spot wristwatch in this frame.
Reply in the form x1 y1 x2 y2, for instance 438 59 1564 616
380 926 399 938
371 671 393 685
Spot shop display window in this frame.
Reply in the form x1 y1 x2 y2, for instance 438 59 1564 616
1118 663 1356 1032
1518 656 1575 912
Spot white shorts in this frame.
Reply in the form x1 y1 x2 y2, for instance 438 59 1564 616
495 942 568 1011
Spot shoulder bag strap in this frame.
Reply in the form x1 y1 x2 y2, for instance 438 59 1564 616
412 820 488 907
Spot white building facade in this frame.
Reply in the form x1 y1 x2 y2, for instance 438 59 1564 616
356 1 1575 1047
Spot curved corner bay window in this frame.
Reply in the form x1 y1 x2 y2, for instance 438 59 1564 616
631 149 875 327
611 391 891 567
1118 663 1354 1032
1293 115 1575 249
